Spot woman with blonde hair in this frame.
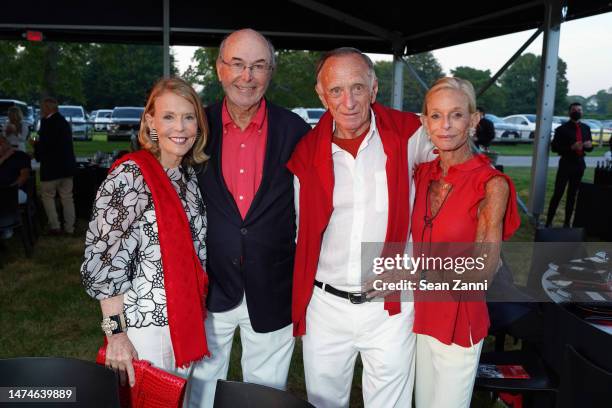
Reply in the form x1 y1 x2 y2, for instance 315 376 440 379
411 77 520 407
6 106 29 151
81 77 210 403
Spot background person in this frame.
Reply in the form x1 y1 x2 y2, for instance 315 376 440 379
0 134 31 238
80 78 210 404
31 97 76 235
546 102 593 227
191 29 310 408
473 106 495 152
6 106 30 152
411 77 520 408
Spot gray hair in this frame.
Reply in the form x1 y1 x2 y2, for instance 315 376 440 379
315 47 376 84
218 28 276 69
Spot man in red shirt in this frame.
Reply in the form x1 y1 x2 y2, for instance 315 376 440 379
192 29 310 407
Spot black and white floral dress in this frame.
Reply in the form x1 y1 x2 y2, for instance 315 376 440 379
80 160 207 329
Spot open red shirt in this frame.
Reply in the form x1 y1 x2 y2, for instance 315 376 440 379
221 98 268 219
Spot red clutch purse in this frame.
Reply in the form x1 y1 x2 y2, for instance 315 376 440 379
96 345 187 408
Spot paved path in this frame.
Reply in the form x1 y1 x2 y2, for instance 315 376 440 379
497 155 605 168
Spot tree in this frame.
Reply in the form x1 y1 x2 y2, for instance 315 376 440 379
0 41 90 104
183 47 223 105
499 53 569 115
450 66 507 115
82 44 178 109
375 52 445 112
267 50 322 108
593 89 612 115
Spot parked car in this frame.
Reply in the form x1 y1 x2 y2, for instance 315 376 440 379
93 109 113 131
485 114 523 143
292 107 325 127
108 107 144 141
503 114 537 140
583 119 611 146
59 105 92 141
0 99 30 134
503 114 560 141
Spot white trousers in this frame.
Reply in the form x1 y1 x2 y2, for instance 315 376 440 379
415 333 484 408
127 325 195 407
189 295 295 408
303 286 416 408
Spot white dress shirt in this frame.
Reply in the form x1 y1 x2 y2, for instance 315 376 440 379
294 112 435 291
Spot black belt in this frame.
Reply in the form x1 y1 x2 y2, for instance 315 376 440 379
314 280 370 304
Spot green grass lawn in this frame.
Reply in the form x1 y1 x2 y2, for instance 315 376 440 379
73 133 131 157
0 166 582 407
491 143 608 156
28 132 131 158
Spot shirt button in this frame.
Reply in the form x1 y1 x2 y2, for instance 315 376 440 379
240 228 248 236
240 169 245 174
240 143 246 148
239 195 244 200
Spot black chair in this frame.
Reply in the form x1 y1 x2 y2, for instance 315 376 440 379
0 357 119 407
214 380 314 408
556 345 612 408
0 184 33 257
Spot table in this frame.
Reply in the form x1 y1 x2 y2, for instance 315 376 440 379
573 182 612 240
540 258 612 374
73 164 108 220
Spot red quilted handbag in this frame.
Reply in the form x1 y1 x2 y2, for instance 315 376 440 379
96 345 187 408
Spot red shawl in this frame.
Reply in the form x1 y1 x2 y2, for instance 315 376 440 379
287 102 421 336
111 150 209 367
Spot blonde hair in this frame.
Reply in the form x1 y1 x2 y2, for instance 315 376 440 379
138 77 209 166
422 77 477 116
7 106 23 129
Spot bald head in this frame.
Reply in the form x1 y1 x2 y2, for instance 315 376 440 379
218 28 276 68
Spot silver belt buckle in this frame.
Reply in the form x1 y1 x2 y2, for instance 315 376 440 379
349 292 368 304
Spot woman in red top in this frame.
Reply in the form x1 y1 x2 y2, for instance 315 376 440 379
411 77 520 408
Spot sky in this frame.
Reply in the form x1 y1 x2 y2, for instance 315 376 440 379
173 12 612 98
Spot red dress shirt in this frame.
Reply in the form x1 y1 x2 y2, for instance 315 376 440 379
221 99 268 219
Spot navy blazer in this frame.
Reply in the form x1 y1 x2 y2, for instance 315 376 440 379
198 100 310 333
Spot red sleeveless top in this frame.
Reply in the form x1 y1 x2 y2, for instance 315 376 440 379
410 154 520 347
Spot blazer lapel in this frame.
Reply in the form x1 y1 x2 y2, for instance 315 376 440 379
206 103 242 222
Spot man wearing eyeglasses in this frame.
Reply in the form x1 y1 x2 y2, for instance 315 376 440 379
191 28 310 407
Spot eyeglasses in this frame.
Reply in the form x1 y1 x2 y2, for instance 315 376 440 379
220 58 272 76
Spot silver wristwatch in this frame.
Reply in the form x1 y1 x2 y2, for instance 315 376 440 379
101 313 127 337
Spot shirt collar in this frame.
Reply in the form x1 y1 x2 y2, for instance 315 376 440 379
331 108 377 154
222 98 267 130
429 153 491 183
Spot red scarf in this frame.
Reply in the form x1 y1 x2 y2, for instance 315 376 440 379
111 150 209 367
287 102 421 336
